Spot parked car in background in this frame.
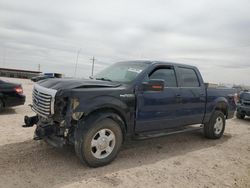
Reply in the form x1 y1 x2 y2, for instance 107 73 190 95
24 60 236 167
236 90 250 119
31 73 62 82
0 79 25 111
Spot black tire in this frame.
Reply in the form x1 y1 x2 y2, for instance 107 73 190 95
236 112 245 119
0 99 4 112
204 110 225 139
74 113 123 167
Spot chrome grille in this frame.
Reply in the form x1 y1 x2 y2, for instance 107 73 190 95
32 84 57 117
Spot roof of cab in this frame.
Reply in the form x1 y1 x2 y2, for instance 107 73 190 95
118 60 197 69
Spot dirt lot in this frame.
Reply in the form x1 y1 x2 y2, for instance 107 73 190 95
0 77 249 188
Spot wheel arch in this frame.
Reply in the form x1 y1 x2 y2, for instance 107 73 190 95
79 107 128 140
214 101 228 117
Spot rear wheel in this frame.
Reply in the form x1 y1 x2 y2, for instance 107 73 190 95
74 114 123 167
204 110 225 139
236 112 245 119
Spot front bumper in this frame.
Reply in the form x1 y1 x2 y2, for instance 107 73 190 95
23 115 68 147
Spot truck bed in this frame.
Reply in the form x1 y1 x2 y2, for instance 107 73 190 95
204 87 236 123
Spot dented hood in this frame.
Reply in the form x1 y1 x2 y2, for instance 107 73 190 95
37 78 120 90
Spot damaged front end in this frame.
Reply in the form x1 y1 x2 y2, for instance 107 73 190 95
23 79 120 148
23 84 77 147
23 115 71 147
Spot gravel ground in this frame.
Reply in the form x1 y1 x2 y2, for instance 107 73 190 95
0 77 249 188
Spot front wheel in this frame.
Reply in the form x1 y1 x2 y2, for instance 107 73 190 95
204 110 225 139
74 116 123 167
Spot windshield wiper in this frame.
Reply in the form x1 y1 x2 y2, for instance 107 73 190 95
95 77 113 82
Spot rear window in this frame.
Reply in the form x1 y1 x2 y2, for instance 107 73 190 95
179 67 200 87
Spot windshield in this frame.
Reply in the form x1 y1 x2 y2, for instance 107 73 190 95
94 62 151 83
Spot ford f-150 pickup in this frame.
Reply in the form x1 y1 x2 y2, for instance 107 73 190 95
24 61 236 167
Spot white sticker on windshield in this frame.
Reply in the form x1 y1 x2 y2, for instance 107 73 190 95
127 68 142 73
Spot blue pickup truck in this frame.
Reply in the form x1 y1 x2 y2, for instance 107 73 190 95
24 61 236 167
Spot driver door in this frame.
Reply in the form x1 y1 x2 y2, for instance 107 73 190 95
135 66 181 132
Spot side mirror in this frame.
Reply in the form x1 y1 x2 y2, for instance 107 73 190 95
143 79 165 92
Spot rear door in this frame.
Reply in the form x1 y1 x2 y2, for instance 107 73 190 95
135 65 181 132
176 67 206 125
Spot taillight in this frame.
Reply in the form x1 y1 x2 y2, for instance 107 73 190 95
15 86 23 94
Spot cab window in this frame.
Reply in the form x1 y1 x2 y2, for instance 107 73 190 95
179 67 200 87
149 67 177 87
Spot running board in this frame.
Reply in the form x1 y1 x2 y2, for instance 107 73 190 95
134 125 203 140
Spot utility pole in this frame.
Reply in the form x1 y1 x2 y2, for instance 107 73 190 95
74 49 81 77
38 64 41 72
90 56 96 76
